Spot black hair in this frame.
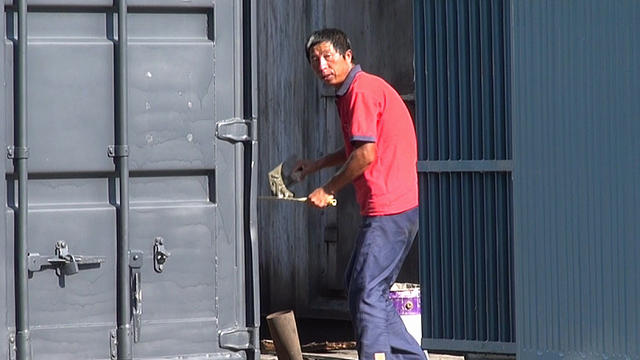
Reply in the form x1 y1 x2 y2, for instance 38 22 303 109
305 28 355 63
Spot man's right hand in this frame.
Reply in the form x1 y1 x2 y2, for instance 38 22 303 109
307 186 334 208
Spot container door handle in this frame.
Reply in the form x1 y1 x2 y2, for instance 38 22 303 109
129 250 143 343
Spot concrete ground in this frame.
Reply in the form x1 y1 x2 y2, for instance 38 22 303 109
260 318 465 360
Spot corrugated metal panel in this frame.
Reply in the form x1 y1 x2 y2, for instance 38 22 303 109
414 0 514 354
511 1 640 359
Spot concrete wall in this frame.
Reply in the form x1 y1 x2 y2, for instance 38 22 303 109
257 0 416 318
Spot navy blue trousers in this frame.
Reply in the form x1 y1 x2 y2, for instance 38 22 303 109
345 207 425 360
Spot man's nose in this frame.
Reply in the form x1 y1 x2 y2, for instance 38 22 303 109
319 57 329 70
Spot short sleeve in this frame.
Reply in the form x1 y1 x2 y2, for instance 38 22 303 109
347 90 380 143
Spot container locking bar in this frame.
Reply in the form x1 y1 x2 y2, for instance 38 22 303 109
27 241 105 276
114 0 132 357
13 0 31 358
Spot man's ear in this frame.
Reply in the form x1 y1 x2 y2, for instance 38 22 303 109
344 49 353 64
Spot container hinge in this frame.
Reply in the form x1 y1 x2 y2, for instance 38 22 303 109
219 326 258 351
7 146 29 159
107 145 129 158
215 117 256 143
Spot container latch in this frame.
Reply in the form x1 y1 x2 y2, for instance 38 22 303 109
28 241 105 277
153 237 170 273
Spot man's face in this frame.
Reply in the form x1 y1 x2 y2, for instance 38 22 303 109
308 41 353 88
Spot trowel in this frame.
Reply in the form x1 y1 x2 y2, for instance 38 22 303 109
261 155 337 207
258 195 337 206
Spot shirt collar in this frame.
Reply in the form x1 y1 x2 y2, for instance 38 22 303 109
336 64 362 97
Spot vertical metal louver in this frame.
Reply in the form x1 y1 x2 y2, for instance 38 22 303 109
413 0 514 354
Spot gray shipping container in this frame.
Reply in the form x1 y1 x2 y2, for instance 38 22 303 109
1 1 258 359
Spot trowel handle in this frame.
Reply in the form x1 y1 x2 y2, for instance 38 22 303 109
259 195 337 207
303 195 337 207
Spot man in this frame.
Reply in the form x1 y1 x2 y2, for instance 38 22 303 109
296 28 425 360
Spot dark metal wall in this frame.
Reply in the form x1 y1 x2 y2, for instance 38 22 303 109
257 0 415 319
413 0 514 354
511 1 640 359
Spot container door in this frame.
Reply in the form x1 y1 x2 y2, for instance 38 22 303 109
5 6 118 360
3 1 257 359
126 1 254 358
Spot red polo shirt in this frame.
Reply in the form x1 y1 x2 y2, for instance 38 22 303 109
335 65 418 216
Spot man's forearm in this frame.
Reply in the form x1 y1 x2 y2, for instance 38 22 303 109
322 143 376 194
306 142 375 208
314 147 347 171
